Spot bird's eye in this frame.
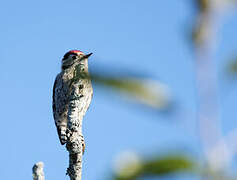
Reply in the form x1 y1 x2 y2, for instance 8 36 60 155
72 56 77 60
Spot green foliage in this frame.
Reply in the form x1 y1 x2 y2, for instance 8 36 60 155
143 155 195 175
112 155 195 180
91 74 170 109
227 58 237 75
195 0 210 12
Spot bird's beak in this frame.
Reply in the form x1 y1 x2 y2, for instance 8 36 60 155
84 53 93 59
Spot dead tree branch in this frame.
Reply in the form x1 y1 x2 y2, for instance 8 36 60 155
66 85 84 180
32 162 45 180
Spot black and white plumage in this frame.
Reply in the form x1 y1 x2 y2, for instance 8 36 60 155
52 50 93 147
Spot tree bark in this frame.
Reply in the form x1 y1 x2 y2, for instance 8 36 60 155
66 85 84 180
32 162 45 180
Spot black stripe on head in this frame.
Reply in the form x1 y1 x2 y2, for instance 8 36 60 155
62 52 78 61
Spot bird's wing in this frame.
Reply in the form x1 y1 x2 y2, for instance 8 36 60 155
53 73 69 145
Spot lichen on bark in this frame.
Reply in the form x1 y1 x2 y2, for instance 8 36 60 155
32 162 45 180
66 84 84 180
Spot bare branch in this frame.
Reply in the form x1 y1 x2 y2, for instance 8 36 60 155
66 85 84 180
32 162 45 180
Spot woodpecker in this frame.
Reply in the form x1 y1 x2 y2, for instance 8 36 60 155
52 50 93 153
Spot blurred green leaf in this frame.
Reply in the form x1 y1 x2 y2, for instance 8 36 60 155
91 74 171 110
195 0 210 12
227 58 237 75
143 155 195 175
112 154 196 180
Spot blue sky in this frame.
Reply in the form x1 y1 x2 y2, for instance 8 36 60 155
1 0 237 180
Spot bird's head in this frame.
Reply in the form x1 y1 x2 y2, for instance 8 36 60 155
61 50 92 70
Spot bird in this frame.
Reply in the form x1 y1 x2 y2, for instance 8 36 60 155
52 50 93 153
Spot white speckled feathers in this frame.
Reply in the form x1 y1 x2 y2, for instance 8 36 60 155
52 56 93 145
